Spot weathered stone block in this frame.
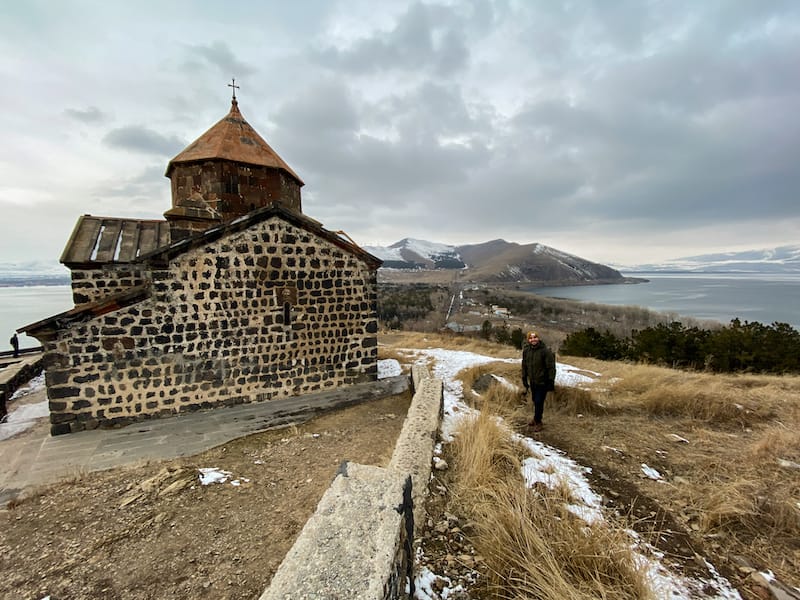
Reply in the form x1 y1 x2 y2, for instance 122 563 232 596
49 386 82 399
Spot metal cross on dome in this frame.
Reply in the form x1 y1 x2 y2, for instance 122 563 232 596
228 78 240 101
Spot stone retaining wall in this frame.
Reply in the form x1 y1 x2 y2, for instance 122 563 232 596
0 355 44 420
260 365 442 600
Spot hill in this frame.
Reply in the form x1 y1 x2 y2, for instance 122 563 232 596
617 244 800 274
365 238 633 285
0 261 69 286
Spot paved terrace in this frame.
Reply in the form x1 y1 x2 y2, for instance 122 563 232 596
0 374 409 507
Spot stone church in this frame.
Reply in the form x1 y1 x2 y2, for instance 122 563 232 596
21 92 382 435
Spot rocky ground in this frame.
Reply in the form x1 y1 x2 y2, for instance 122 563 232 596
2 356 797 600
0 392 412 600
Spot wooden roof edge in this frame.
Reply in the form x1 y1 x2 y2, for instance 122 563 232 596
59 214 92 264
62 260 147 270
164 156 305 186
137 203 382 270
18 284 151 337
59 215 171 269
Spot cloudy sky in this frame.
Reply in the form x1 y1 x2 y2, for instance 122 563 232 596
1 0 798 268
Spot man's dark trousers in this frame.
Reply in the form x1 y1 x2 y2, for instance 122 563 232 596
531 384 547 425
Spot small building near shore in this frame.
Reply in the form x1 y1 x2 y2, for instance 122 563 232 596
20 93 381 435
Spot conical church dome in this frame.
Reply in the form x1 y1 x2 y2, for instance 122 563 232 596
164 95 303 238
166 98 303 184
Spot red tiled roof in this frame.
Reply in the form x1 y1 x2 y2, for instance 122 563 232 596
165 100 303 184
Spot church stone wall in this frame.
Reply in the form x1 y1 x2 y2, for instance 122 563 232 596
70 266 150 305
170 161 302 220
44 217 379 434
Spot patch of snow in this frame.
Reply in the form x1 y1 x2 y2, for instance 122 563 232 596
407 348 517 441
9 372 46 400
402 239 459 260
0 400 49 441
490 374 515 390
556 362 596 387
378 359 402 379
641 464 663 480
363 245 404 261
519 436 605 525
198 467 232 486
414 565 451 599
405 346 743 600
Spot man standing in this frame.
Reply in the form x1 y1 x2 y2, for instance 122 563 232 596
521 331 556 432
10 333 19 358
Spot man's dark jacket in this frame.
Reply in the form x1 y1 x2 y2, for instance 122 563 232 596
521 341 556 389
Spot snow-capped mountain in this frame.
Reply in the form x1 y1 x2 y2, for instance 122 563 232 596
0 261 70 285
616 245 800 274
365 238 627 284
364 238 466 269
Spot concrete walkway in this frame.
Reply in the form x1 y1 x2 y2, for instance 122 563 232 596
0 375 409 506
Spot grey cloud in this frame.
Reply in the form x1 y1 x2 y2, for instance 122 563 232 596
64 106 107 124
273 80 360 138
89 165 169 217
312 2 469 75
185 40 257 77
271 80 491 204
102 127 185 156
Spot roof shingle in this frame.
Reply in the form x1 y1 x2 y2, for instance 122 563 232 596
165 100 303 184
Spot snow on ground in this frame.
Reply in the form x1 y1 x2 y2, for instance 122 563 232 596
385 349 743 600
0 372 48 441
378 358 403 379
197 467 250 487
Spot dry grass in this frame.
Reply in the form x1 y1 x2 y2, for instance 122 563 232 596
384 335 800 590
447 411 653 600
563 358 797 425
381 330 519 358
557 357 800 550
458 360 608 422
750 426 800 461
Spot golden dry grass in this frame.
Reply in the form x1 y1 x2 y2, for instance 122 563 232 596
447 411 653 600
563 357 799 424
385 335 800 590
381 330 519 358
557 357 800 550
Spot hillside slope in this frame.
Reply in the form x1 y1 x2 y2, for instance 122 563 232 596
367 238 628 284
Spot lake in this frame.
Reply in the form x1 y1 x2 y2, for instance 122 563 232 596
2 275 799 351
1 285 73 349
527 273 800 330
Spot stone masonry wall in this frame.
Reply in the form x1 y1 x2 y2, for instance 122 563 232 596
70 266 149 305
170 162 302 220
45 216 379 434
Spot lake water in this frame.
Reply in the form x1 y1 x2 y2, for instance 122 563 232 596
527 273 800 330
1 285 73 349
2 275 799 350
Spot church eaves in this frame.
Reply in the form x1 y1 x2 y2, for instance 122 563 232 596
165 99 304 185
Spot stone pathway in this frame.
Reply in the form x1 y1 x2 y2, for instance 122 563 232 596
0 375 408 506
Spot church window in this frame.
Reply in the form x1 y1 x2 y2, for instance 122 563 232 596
283 301 291 325
225 174 239 194
277 286 297 326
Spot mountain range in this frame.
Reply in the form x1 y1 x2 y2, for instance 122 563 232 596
363 238 627 284
614 244 800 274
2 242 797 287
0 261 70 286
